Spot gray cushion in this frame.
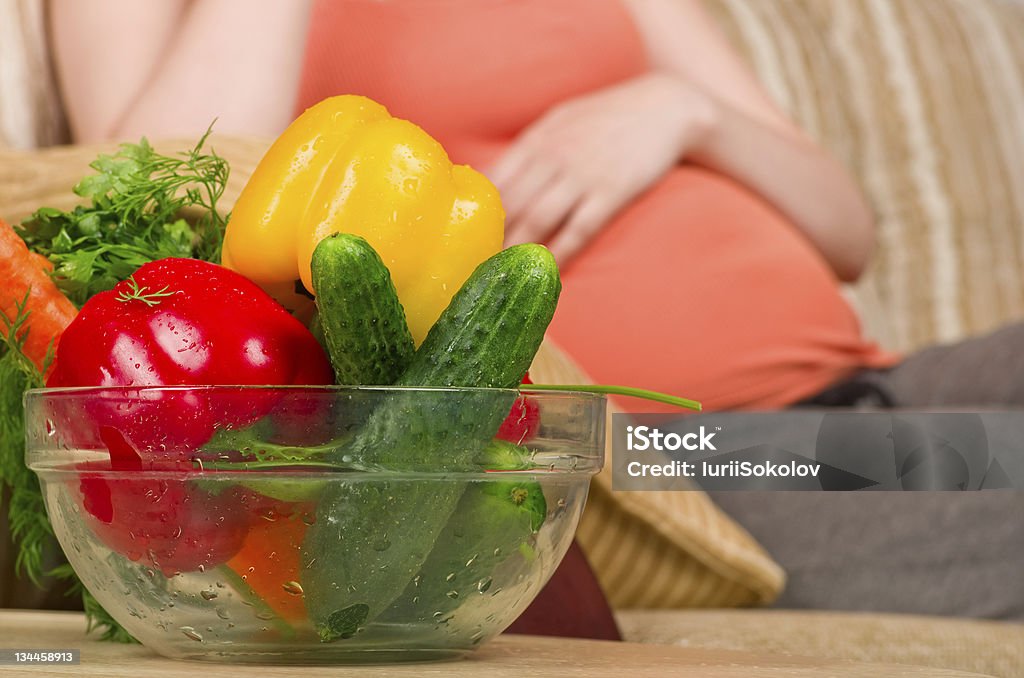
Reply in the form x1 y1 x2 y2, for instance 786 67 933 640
711 490 1024 620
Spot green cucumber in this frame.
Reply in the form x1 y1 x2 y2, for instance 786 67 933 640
399 243 561 389
308 310 328 354
302 244 561 640
312 233 415 385
379 440 546 625
303 478 465 642
352 243 562 470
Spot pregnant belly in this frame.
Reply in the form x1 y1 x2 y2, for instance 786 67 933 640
546 167 894 411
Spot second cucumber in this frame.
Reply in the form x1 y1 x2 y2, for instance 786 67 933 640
312 233 415 385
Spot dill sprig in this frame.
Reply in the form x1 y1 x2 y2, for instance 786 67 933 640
17 128 228 307
0 289 137 644
49 564 137 643
0 296 49 577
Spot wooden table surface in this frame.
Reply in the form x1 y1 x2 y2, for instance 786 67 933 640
0 611 992 677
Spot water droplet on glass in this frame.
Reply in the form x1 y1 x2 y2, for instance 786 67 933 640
557 498 567 509
282 581 304 596
465 554 478 568
446 590 459 599
255 610 276 621
493 547 501 557
45 419 56 437
477 577 493 593
200 589 218 601
180 626 203 642
216 608 230 620
445 572 456 583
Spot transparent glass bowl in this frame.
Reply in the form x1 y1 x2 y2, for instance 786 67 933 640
25 386 605 664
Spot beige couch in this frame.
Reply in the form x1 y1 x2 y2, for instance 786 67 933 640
3 0 1024 676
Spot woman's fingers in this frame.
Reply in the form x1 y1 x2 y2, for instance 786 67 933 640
493 154 558 227
547 193 619 265
505 174 583 247
487 142 530 190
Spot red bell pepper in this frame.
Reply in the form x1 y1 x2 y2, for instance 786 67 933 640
48 257 333 452
496 373 541 444
48 257 334 574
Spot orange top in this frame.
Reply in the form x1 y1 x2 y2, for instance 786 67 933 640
296 0 897 411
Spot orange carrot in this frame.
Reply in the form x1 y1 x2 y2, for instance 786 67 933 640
0 218 77 374
226 502 315 624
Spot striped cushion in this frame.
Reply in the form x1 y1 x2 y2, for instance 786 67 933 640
708 0 1024 353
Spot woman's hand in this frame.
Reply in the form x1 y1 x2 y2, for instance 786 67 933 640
489 73 716 264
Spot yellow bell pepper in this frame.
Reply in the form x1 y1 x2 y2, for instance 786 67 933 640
222 95 504 344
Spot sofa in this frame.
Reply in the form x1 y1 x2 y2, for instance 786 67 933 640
2 0 1024 676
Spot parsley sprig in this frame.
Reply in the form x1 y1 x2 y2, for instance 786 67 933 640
16 129 228 307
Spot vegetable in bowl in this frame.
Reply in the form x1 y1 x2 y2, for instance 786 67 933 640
2 97 698 652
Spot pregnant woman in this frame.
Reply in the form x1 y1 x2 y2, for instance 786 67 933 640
48 0 1024 632
51 0 898 412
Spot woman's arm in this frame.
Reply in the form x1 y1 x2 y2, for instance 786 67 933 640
50 0 312 142
623 0 875 281
495 0 874 281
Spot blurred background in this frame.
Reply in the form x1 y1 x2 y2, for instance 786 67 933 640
1 1 1023 675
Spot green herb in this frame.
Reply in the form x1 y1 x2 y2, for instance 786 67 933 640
526 383 702 411
0 298 49 579
113 277 175 307
49 563 137 643
16 128 228 307
201 418 353 466
319 603 369 642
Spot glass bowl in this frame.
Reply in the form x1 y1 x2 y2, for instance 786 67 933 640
25 385 605 664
